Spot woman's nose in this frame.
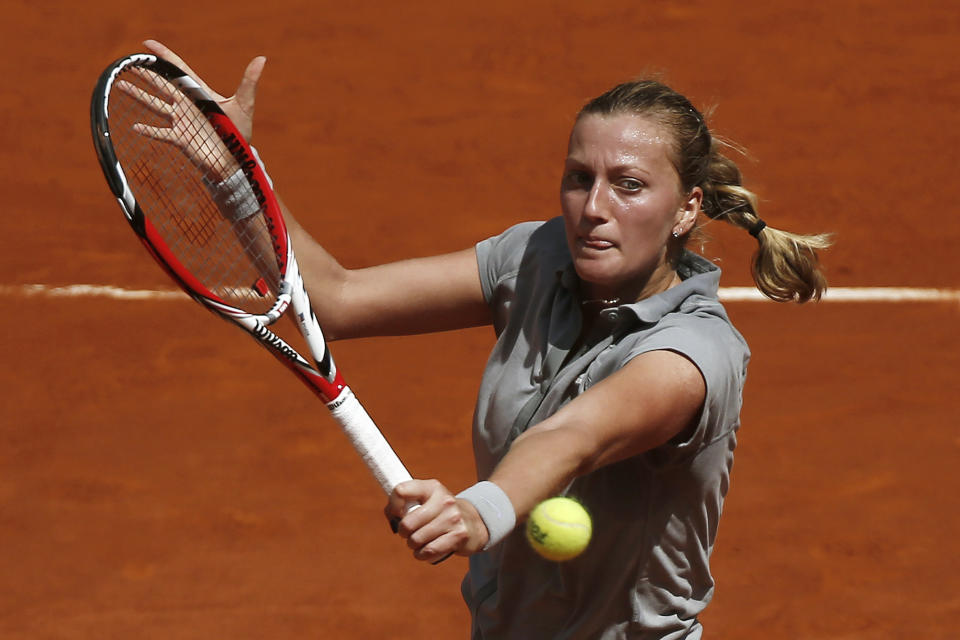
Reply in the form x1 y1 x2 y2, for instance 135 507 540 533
583 181 609 221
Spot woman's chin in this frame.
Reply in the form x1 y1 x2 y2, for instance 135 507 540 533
573 264 622 296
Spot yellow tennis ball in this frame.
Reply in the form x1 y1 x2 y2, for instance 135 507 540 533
526 497 592 562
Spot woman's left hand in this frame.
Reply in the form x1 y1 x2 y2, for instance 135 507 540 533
143 39 265 143
386 479 489 563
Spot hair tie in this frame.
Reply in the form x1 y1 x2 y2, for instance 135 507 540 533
749 219 767 238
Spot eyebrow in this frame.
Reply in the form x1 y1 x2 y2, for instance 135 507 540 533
564 157 654 178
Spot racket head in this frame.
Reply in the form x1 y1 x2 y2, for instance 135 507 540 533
91 54 289 321
89 56 420 493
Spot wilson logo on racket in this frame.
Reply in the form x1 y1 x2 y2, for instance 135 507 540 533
251 323 303 364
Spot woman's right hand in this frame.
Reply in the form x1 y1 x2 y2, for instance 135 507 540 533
143 39 266 144
386 479 490 564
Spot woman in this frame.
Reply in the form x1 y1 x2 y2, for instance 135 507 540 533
142 40 830 639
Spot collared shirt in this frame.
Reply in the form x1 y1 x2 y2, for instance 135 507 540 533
464 218 750 640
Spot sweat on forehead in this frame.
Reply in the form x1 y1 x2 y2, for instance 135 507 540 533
568 113 674 155
567 113 687 191
577 80 710 190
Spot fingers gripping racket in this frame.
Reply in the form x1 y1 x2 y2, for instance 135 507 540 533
90 54 413 496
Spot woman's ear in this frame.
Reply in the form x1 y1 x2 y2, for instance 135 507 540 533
674 187 702 236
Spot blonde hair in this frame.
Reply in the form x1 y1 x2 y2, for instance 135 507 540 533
579 80 832 303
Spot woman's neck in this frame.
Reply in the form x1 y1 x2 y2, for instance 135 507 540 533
581 264 682 308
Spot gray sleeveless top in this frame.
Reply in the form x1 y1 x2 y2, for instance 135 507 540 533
463 218 750 639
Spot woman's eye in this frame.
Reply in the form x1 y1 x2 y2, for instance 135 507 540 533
618 178 643 191
565 171 592 188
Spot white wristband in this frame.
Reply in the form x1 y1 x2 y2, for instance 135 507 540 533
457 481 516 550
208 168 259 220
205 146 273 221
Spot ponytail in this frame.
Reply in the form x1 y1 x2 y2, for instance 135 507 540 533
700 144 832 303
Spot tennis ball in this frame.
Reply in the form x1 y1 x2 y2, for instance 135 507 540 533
526 497 592 562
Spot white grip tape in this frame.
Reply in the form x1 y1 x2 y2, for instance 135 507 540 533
329 388 412 494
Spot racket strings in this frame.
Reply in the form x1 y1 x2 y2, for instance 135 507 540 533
108 68 282 315
130 157 218 247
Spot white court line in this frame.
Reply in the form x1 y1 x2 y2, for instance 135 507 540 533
1 284 188 300
1 284 958 303
718 287 960 303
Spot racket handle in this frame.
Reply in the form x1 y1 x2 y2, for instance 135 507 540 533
327 387 413 494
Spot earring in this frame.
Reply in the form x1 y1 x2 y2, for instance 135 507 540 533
672 229 681 239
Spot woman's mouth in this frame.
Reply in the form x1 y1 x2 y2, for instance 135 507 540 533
579 236 615 250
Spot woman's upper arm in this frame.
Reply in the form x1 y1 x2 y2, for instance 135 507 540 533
489 350 706 516
559 350 707 471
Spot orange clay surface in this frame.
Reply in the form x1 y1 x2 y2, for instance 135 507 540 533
1 2 958 638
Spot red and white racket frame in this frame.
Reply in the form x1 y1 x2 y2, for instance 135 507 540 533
91 53 414 495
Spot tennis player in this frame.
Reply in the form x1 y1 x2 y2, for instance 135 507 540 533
144 40 830 639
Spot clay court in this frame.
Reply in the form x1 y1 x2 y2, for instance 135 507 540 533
2 1 958 638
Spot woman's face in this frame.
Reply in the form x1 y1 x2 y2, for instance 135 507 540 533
561 113 700 302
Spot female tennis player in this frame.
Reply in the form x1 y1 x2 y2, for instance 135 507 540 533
142 39 830 639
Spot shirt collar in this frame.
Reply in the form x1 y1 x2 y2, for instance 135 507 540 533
557 251 722 326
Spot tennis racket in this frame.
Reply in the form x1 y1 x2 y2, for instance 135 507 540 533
90 53 414 497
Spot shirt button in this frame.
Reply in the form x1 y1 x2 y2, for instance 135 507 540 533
600 309 620 323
